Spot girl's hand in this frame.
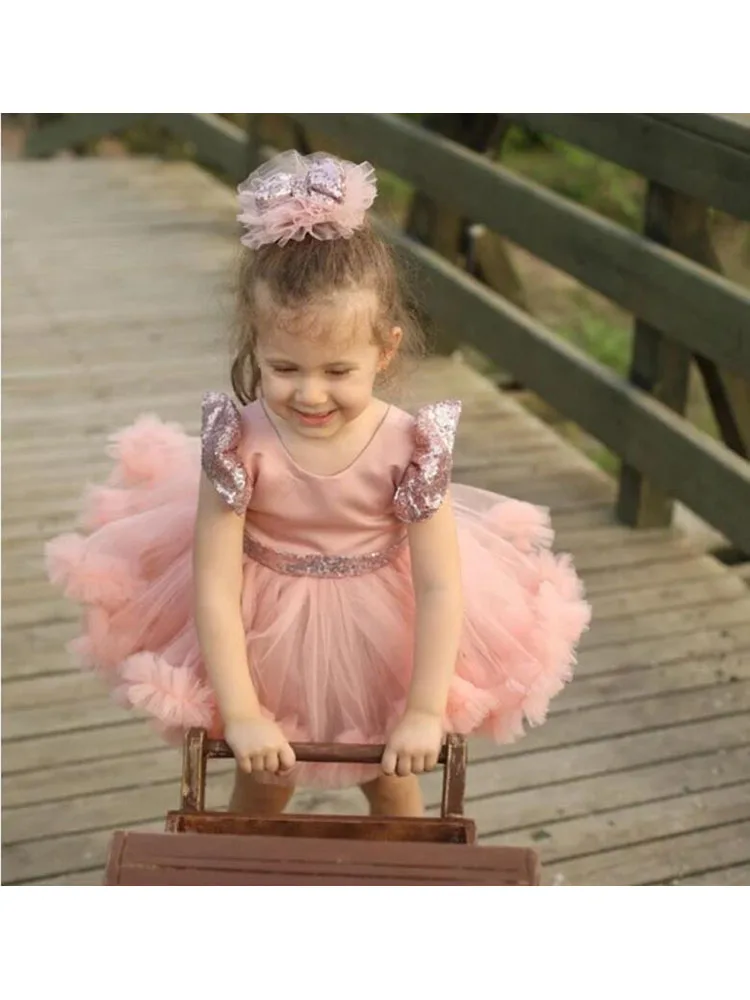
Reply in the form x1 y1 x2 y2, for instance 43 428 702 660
224 717 296 775
381 709 444 777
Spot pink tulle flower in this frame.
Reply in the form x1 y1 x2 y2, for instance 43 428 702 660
488 500 554 552
105 416 188 488
115 653 215 729
237 151 377 249
45 533 140 610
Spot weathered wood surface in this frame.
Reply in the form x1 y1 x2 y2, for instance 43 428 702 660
3 159 749 886
503 113 750 220
103 831 540 885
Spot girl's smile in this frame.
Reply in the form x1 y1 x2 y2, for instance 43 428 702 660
292 407 338 428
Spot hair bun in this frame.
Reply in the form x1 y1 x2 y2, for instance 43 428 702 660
237 150 377 250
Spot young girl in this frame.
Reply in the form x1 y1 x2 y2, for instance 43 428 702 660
46 150 591 818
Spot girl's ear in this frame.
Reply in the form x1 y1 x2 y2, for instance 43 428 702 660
379 326 403 371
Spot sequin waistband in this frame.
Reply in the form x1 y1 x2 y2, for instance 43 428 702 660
243 533 408 578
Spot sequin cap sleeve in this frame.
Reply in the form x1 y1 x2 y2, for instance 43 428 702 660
201 392 253 515
393 400 461 523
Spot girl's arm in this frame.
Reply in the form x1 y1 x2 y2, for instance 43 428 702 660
382 491 463 776
193 473 294 774
193 472 260 719
405 490 463 715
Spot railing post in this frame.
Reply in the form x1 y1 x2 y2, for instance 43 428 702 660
244 114 264 175
403 115 527 359
617 181 750 532
616 182 694 529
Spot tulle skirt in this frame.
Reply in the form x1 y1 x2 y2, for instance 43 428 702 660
45 417 591 789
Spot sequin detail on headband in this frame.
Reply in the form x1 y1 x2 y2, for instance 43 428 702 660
394 400 462 523
237 150 377 249
201 392 252 515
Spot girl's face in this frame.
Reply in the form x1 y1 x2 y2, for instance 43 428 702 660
255 286 400 438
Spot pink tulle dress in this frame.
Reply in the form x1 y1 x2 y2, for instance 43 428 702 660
46 393 591 788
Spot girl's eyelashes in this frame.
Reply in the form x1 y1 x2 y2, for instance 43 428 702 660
267 365 354 377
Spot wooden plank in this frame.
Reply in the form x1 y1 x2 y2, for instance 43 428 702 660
384 226 750 551
576 621 750 676
290 114 750 371
26 868 105 886
559 652 750 712
2 746 192 809
2 719 162 773
3 775 225 846
504 113 750 220
420 686 750 804
582 597 750 649
587 574 747 620
483 779 750 858
579 554 731 598
426 713 750 803
652 114 750 157
3 360 226 407
155 114 248 181
466 745 750 833
24 114 150 157
461 466 613 509
2 598 77 630
665 862 750 885
1 620 83 669
484 784 750 886
508 680 750 754
549 819 750 886
3 670 102 710
2 820 165 885
3 697 129 741
552 502 628 530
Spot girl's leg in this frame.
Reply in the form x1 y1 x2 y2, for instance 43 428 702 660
360 773 424 817
228 766 295 816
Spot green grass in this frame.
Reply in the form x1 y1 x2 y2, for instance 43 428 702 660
501 129 645 231
558 313 631 376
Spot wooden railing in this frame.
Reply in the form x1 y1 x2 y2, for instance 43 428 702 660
25 113 750 553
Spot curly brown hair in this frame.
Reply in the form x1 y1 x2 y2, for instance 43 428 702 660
230 224 426 404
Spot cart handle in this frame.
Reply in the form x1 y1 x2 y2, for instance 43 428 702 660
180 729 468 820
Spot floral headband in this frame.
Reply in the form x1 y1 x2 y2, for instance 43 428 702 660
236 150 377 250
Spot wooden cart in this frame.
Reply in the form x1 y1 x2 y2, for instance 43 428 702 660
104 728 540 885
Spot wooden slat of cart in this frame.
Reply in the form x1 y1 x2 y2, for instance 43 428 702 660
105 831 540 885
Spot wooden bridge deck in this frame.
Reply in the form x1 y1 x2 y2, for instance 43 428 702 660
3 158 750 886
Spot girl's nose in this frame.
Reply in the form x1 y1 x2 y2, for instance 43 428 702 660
296 378 328 407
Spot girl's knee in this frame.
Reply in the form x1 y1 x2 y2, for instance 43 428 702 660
229 767 295 816
360 773 424 817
